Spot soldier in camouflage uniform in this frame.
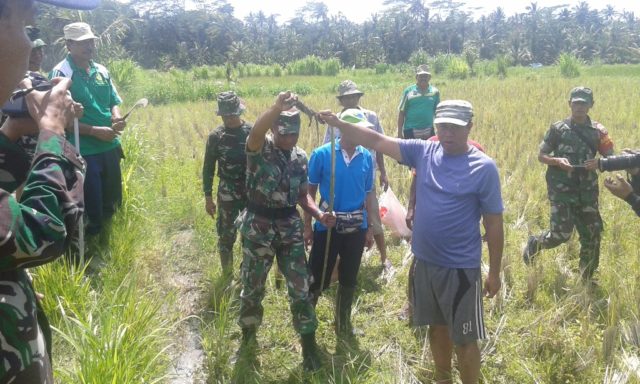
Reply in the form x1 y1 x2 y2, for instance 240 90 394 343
203 92 252 274
0 0 95 382
523 87 614 279
235 91 335 371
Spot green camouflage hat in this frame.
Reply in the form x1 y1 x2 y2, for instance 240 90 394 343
336 80 364 98
276 108 301 134
339 108 374 128
434 100 474 126
569 86 594 104
216 91 245 116
32 39 47 48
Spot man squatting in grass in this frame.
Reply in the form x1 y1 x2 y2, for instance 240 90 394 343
0 0 98 381
51 21 126 237
202 91 252 275
604 152 640 217
320 100 504 384
398 64 441 321
306 108 375 344
523 87 614 280
234 91 336 371
322 80 390 270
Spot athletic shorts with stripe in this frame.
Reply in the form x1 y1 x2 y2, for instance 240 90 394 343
412 259 486 345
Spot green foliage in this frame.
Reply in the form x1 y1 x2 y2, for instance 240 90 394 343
408 49 429 67
446 56 470 79
286 56 341 76
558 53 582 78
375 63 390 74
432 54 451 75
108 59 139 92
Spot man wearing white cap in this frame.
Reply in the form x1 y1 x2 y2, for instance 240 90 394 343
51 21 125 236
0 1 99 382
319 100 504 384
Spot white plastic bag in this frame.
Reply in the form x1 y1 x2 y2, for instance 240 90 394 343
379 187 412 238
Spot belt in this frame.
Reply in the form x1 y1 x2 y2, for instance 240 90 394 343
247 202 297 219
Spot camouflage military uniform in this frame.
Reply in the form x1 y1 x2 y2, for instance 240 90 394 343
235 136 317 335
203 122 252 271
530 117 613 277
0 130 84 383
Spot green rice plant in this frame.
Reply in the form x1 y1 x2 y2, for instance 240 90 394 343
192 66 210 80
108 59 138 92
322 58 341 76
496 54 509 78
431 53 451 74
53 275 171 383
408 48 429 67
375 62 389 74
446 56 470 79
558 52 582 78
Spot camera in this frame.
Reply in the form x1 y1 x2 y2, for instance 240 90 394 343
598 152 640 172
1 72 52 118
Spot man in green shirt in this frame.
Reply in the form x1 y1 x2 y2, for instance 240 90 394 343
397 64 440 139
51 22 125 236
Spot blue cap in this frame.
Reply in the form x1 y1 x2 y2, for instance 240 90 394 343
36 0 100 10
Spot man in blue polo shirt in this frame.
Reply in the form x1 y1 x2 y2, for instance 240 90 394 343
320 100 504 384
51 22 125 236
304 108 374 343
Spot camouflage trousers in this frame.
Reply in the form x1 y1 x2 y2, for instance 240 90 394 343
533 199 603 278
237 235 318 335
215 197 246 272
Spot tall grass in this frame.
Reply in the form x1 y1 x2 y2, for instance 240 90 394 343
558 52 582 78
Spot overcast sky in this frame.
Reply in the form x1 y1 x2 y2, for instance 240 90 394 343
221 0 639 23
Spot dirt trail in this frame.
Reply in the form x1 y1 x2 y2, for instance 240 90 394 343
164 229 207 384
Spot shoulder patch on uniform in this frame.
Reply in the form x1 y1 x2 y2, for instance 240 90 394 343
592 121 608 135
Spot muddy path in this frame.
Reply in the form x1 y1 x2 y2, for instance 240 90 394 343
164 229 207 384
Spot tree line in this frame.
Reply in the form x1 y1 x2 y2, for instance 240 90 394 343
34 0 640 71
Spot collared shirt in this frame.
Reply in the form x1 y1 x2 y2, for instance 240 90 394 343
50 54 122 155
398 84 440 131
308 139 373 232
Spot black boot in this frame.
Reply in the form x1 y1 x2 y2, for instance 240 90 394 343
300 332 322 372
234 327 258 366
335 285 357 341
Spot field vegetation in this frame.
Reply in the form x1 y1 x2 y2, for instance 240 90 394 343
35 62 640 383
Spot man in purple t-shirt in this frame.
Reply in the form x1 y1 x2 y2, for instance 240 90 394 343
319 100 504 384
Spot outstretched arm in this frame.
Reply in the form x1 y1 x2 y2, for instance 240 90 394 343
318 111 403 162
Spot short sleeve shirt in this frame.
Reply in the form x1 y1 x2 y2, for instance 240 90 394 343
50 55 122 156
399 140 503 268
398 84 440 131
308 140 373 231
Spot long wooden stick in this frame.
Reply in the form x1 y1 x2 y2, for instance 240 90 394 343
73 117 84 265
319 125 336 292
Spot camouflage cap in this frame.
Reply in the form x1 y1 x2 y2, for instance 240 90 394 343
216 91 245 116
434 100 473 126
276 108 301 134
416 64 431 75
32 39 47 48
336 80 364 98
569 86 594 104
339 108 374 128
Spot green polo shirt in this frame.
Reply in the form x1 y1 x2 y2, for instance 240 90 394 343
398 84 440 131
50 55 122 156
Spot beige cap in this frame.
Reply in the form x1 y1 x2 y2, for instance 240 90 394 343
63 22 97 41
